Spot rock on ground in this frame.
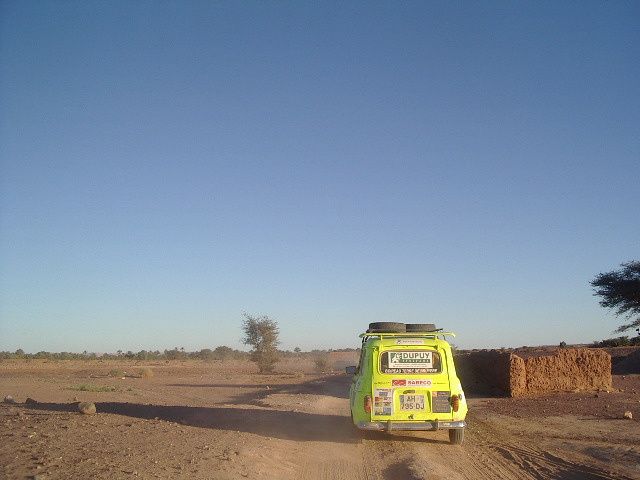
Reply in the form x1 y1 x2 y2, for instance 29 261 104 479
78 402 96 415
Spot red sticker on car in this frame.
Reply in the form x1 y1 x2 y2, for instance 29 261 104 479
392 379 432 387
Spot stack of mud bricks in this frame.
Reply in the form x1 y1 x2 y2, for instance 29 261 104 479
456 348 612 397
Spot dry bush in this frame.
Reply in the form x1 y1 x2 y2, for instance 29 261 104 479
314 355 331 373
139 367 154 379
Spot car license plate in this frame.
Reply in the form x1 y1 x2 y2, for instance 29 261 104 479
399 394 425 411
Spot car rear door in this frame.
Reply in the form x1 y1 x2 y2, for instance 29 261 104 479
372 347 451 421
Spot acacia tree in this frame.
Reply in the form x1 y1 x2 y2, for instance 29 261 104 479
241 313 280 373
591 260 640 333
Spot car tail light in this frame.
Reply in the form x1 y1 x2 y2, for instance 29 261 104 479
364 395 372 413
451 395 460 412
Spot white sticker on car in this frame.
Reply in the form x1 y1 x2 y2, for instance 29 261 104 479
388 351 433 369
395 339 425 345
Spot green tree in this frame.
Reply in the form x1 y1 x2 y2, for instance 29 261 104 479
591 260 640 332
197 348 214 360
165 348 183 360
241 313 280 373
213 345 234 361
136 350 149 360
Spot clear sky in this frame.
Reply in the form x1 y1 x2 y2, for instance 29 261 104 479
1 1 638 353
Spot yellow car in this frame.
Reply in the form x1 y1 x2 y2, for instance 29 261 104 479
347 322 467 444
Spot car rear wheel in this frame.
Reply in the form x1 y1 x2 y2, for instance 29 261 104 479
367 322 406 333
448 428 464 445
405 323 437 332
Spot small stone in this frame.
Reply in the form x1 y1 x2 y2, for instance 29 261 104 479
78 402 96 415
623 411 633 420
3 395 16 404
25 397 37 405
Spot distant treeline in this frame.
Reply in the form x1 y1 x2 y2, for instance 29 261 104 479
0 346 359 361
591 336 640 348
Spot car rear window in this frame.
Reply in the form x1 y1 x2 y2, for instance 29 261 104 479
379 350 441 374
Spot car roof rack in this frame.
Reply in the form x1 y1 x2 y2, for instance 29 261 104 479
359 331 456 338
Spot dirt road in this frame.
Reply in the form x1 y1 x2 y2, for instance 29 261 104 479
1 361 638 479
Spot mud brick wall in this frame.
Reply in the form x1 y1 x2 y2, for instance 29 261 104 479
455 350 513 396
513 349 611 396
456 348 611 397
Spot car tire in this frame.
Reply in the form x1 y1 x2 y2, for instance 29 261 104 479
367 322 406 333
449 428 464 445
405 323 437 332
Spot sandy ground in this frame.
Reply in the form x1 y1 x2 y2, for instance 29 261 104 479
1 360 639 480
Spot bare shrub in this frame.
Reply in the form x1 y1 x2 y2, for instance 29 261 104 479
139 367 154 379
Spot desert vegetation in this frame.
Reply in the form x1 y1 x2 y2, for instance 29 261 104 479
0 347 248 361
66 384 117 393
592 335 640 347
241 312 281 373
0 346 359 364
591 260 640 332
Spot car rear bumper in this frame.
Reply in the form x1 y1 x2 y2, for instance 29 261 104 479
356 420 466 431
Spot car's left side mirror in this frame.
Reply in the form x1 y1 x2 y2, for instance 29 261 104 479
345 366 357 375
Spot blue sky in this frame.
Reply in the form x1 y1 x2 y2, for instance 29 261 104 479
1 1 638 353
